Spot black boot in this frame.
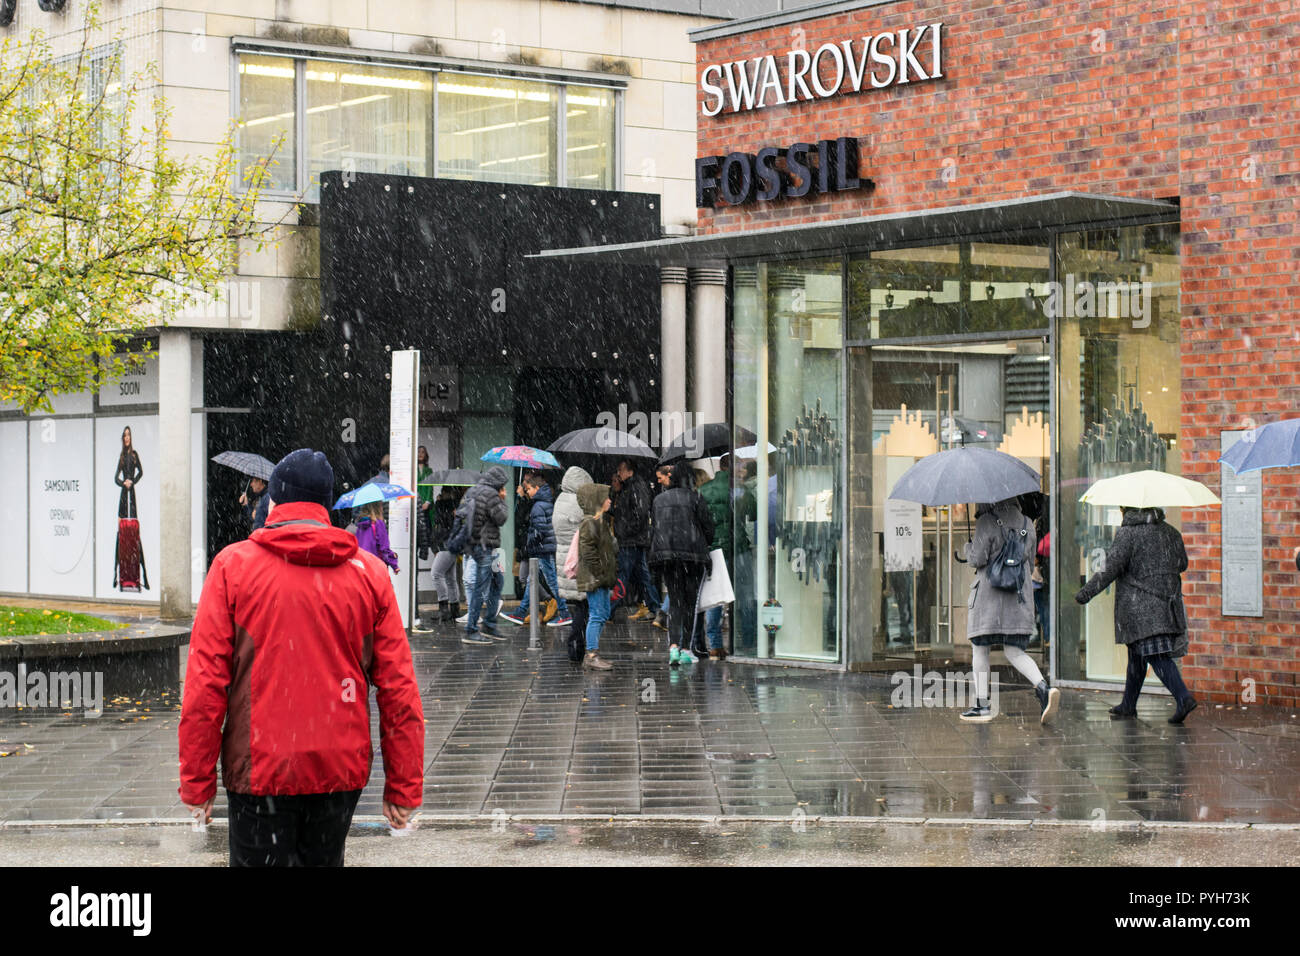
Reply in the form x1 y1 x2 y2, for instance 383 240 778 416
1168 696 1198 724
1035 680 1060 725
436 601 448 622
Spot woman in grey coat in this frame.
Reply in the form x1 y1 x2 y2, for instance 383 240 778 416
1075 506 1197 723
963 497 1060 724
553 465 594 642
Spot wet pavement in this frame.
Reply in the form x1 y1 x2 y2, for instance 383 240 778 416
3 819 1296 867
2 614 1299 825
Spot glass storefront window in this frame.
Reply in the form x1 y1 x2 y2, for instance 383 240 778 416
1055 223 1181 682
235 53 617 195
305 63 432 199
436 74 559 186
564 85 616 189
237 54 296 192
848 241 1051 339
732 259 843 662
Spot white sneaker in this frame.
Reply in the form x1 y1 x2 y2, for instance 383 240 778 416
456 612 469 624
677 648 699 664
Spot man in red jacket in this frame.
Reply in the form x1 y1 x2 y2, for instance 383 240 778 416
179 448 424 866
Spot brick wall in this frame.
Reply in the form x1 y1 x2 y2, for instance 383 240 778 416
697 0 1300 705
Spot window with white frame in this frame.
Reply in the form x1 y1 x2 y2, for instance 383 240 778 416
235 51 618 198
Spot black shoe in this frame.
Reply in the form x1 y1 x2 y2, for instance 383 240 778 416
1035 680 1060 725
461 631 492 646
1109 704 1137 719
960 700 993 723
446 602 460 622
1169 697 1198 724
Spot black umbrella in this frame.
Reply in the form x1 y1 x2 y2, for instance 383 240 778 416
212 451 275 480
658 423 756 464
888 447 1041 507
426 468 485 486
548 427 656 459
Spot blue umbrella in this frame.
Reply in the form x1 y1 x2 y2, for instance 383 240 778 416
1219 418 1300 473
331 482 414 510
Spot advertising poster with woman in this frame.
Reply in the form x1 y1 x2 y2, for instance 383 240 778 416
95 417 160 600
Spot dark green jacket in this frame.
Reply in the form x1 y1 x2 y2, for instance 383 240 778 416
577 483 617 592
698 471 732 551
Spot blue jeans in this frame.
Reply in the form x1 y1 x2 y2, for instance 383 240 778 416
616 547 660 612
705 605 724 650
586 588 611 652
465 550 502 632
517 555 567 617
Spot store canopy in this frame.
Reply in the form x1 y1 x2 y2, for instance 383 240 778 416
529 191 1178 266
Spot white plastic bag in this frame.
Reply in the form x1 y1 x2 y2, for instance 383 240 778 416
697 549 734 611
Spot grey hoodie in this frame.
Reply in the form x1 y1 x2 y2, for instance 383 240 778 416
554 466 593 602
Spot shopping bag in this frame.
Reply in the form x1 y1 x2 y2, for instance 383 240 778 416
696 549 734 611
563 530 580 579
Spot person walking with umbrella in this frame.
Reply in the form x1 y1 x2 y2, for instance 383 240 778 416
1074 470 1218 723
1075 506 1198 723
962 497 1060 724
354 502 399 574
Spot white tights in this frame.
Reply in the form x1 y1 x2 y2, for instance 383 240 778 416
971 643 1045 701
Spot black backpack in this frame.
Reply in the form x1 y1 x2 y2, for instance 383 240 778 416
444 495 478 556
987 515 1030 600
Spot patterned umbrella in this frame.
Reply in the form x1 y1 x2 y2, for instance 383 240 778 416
331 482 414 510
481 445 560 469
211 451 275 480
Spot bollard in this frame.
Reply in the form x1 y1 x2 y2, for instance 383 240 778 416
528 557 540 649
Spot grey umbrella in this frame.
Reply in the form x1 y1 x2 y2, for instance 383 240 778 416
211 451 275 481
548 427 657 459
888 447 1041 506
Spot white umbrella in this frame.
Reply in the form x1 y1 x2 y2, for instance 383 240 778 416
1079 470 1221 508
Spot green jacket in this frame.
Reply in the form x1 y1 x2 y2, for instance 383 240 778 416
577 483 617 592
698 470 733 552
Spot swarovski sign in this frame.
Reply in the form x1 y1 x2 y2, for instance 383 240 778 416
700 21 943 117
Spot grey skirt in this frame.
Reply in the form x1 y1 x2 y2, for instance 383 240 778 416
1127 632 1188 659
969 633 1032 650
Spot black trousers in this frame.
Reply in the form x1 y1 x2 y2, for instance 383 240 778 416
227 789 362 867
662 563 706 651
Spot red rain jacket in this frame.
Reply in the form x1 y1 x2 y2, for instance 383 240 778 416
179 501 424 807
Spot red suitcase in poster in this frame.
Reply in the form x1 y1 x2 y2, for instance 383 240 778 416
114 518 149 592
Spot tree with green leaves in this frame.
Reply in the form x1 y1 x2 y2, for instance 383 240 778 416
0 4 284 413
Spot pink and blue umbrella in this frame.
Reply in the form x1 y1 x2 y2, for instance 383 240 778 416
481 445 560 469
332 481 414 510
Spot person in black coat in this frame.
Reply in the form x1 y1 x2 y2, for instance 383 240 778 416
115 426 143 518
1076 506 1198 723
611 458 661 621
649 461 715 666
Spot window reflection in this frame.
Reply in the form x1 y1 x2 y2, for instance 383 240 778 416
237 54 296 191
436 74 559 186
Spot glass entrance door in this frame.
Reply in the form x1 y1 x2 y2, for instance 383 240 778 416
863 340 1051 669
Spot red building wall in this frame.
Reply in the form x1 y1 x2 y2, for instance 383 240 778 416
696 0 1300 705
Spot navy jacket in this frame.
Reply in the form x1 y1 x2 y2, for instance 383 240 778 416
524 485 557 557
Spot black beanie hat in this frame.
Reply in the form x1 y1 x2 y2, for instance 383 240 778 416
269 448 334 508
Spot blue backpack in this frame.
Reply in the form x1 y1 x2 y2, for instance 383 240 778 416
987 515 1030 600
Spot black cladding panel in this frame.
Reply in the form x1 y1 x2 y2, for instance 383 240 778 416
320 172 661 367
